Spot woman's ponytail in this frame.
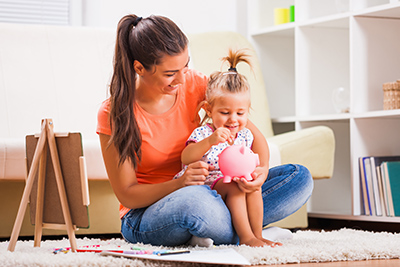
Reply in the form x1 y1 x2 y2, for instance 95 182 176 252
109 15 142 168
108 14 188 168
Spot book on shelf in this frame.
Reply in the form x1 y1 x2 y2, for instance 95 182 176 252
359 157 376 216
359 157 370 215
366 158 379 216
359 155 400 217
381 161 400 217
376 166 387 216
381 163 394 216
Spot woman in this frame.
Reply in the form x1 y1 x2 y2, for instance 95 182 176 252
97 14 313 246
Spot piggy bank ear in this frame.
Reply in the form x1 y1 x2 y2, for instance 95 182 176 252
240 144 245 154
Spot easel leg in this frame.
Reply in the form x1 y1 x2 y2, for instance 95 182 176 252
7 122 47 252
34 144 47 247
46 120 77 252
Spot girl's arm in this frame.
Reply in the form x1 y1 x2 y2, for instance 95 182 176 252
181 139 212 165
100 133 209 209
181 127 233 165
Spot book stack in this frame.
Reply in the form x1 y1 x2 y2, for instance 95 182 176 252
359 156 400 216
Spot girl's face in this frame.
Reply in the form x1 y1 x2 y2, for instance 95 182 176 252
136 48 190 95
207 91 250 138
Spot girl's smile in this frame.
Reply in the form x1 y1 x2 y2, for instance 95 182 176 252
207 91 250 138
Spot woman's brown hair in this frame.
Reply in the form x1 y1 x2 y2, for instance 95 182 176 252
109 14 188 168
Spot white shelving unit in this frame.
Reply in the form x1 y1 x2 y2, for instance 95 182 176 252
247 0 400 223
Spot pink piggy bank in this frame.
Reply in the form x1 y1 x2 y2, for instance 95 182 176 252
219 144 260 183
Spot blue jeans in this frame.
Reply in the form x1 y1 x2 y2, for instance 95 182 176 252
120 164 313 246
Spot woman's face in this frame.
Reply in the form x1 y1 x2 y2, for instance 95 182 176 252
137 48 190 95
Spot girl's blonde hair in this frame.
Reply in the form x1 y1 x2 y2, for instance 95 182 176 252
199 49 252 126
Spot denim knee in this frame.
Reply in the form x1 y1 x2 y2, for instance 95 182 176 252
169 186 231 230
177 186 237 245
293 164 314 199
262 164 313 225
164 185 238 245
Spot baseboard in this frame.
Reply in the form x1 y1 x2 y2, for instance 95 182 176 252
308 216 400 233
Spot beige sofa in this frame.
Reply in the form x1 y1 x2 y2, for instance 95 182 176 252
0 23 334 238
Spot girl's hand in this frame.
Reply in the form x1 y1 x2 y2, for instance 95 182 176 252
233 166 268 193
179 161 214 186
209 127 234 146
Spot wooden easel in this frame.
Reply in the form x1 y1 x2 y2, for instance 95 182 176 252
8 119 89 252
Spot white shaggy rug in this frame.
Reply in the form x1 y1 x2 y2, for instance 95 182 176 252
1 228 400 266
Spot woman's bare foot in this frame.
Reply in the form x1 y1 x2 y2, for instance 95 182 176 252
240 237 267 247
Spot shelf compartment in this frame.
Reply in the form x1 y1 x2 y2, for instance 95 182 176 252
351 16 400 114
351 116 400 163
350 117 400 215
299 120 351 215
296 20 350 117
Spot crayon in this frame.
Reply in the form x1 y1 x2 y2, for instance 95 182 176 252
156 250 191 256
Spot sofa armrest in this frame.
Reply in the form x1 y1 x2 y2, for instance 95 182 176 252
267 126 335 179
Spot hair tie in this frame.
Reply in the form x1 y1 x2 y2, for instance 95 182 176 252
223 72 237 76
133 17 142 27
223 67 237 75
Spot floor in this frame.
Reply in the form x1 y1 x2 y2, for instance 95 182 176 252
268 217 400 267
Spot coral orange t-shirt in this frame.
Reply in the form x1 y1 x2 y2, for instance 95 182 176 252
97 69 207 218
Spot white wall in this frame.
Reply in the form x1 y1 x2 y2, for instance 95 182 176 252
81 0 247 36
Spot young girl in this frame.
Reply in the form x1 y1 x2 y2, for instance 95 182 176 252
175 50 282 247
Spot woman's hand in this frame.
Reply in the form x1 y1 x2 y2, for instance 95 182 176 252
233 165 268 193
179 161 214 187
